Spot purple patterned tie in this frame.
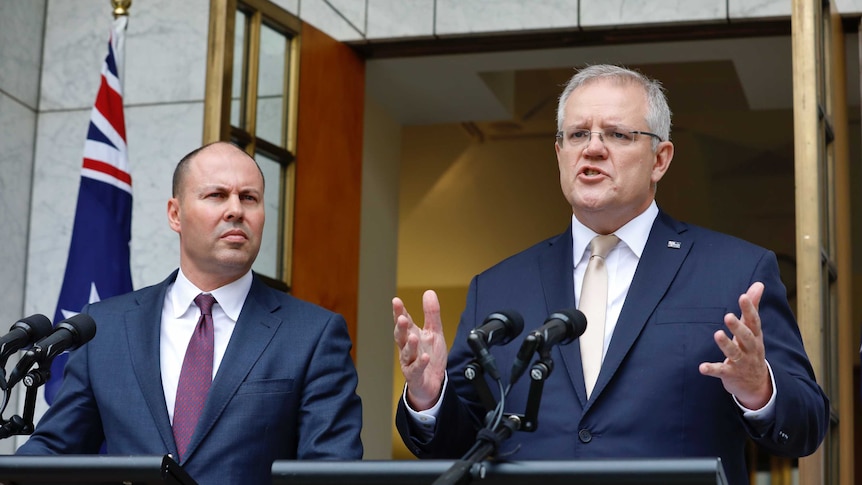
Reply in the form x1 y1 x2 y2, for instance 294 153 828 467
172 293 216 461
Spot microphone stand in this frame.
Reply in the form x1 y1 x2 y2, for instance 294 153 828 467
431 415 519 485
434 345 558 484
0 354 53 439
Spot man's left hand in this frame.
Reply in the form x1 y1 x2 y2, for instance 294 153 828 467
699 281 772 410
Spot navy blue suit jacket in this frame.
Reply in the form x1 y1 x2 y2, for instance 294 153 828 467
397 210 828 485
18 271 363 484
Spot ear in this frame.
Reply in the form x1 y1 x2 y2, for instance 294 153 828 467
167 197 182 234
650 141 674 184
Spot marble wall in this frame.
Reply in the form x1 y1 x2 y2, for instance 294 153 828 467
301 0 862 43
0 0 43 313
0 0 46 455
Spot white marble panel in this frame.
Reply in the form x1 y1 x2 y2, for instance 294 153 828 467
26 102 204 318
41 1 117 111
436 0 577 36
327 0 367 34
581 0 725 28
122 0 210 105
729 0 790 20
300 0 365 42
835 0 862 14
271 0 300 16
41 0 209 111
366 0 434 41
0 0 46 108
27 108 91 317
0 93 36 322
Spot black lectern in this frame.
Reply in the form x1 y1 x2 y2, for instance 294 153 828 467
0 455 197 484
272 458 728 485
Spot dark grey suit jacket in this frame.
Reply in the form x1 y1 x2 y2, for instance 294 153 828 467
18 271 363 484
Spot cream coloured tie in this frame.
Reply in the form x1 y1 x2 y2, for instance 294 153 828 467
579 234 619 398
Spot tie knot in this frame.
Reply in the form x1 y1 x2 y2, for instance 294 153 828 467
194 293 217 316
590 234 619 259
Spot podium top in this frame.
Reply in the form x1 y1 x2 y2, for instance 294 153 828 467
272 458 729 485
0 455 197 485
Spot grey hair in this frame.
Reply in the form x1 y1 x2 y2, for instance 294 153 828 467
556 64 672 150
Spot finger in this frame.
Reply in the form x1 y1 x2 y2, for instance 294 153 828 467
713 328 743 363
699 361 722 377
724 311 752 344
421 290 444 334
393 314 413 348
400 332 420 367
392 297 414 326
740 282 764 337
747 281 764 309
735 296 762 342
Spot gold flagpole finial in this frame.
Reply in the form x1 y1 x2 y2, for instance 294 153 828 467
111 0 132 17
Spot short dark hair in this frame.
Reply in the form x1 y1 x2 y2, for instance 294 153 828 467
172 141 264 197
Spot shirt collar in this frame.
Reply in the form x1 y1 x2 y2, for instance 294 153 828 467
571 200 659 264
169 269 254 322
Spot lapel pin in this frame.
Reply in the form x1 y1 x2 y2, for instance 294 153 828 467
667 240 682 249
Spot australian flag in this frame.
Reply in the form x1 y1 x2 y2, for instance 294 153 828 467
46 16 133 404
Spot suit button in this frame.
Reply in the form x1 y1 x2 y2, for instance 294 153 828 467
778 431 789 444
578 429 592 443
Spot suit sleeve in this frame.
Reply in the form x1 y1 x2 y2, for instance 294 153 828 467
749 250 830 456
296 313 363 459
394 276 487 458
15 304 105 454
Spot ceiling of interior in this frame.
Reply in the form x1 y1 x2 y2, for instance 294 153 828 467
366 34 861 150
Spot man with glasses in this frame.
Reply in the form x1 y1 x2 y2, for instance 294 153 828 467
393 64 828 485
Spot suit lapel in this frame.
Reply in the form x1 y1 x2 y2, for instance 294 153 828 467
126 271 178 452
183 276 282 461
536 226 591 405
588 210 691 402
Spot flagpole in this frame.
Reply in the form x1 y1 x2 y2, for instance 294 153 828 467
110 1 130 92
111 0 132 18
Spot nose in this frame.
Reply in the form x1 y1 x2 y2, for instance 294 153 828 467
224 194 244 221
583 132 607 157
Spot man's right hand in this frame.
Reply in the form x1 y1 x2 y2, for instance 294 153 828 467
393 290 448 411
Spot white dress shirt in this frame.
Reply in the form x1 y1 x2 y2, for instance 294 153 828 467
161 269 253 423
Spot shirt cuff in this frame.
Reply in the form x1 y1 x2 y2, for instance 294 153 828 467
404 372 448 439
734 359 777 421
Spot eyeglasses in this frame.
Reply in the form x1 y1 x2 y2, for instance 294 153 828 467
555 128 663 148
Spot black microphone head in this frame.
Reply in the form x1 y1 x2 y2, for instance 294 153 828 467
482 310 524 345
13 314 53 341
55 313 97 348
547 308 587 345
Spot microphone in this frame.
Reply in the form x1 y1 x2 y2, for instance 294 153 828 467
532 309 587 352
509 309 587 385
467 310 524 380
7 313 97 389
0 315 53 368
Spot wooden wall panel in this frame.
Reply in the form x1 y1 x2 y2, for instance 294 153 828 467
292 22 364 351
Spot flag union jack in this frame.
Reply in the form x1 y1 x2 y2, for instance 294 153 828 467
46 16 133 404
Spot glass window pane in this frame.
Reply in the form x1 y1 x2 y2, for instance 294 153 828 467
230 11 247 128
256 23 287 145
252 151 283 279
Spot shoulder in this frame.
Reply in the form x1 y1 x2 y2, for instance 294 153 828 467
657 210 770 257
475 230 568 280
81 272 177 317
248 274 343 323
